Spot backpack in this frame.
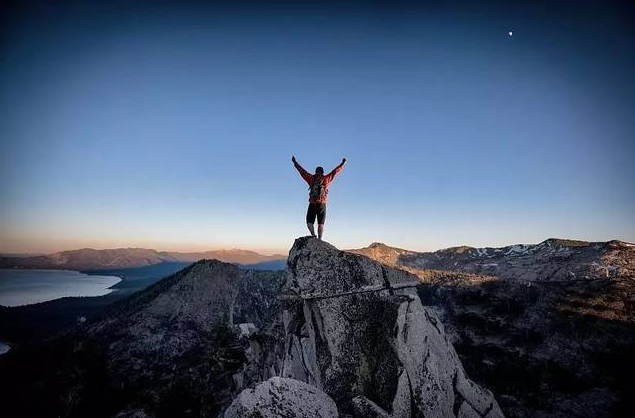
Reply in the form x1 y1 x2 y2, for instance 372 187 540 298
309 176 326 201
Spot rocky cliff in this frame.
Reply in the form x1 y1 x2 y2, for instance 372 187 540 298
229 237 504 418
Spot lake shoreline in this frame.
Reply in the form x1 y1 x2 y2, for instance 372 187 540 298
0 263 191 346
0 269 121 308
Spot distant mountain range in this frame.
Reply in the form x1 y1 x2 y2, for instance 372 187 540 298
0 247 287 271
349 238 635 282
4 238 634 278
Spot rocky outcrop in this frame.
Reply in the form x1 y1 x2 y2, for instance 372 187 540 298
278 237 504 418
224 377 338 418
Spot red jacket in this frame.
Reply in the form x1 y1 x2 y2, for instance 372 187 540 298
294 161 345 203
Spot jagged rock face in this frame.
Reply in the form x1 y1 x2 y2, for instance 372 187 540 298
280 237 504 418
351 239 635 282
283 238 418 298
224 377 338 418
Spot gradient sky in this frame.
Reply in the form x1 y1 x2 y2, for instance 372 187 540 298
1 0 634 254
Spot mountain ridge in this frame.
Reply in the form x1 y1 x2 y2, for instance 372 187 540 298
0 247 287 270
350 238 635 282
359 238 634 256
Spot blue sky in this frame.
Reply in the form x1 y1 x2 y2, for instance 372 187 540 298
1 1 634 254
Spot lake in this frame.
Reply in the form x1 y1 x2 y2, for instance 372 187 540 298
0 269 121 307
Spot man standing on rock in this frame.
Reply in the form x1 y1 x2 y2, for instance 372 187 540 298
292 156 346 240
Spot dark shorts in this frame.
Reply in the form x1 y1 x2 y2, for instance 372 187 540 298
306 202 326 225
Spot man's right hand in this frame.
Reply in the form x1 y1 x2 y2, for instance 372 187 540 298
292 156 297 163
342 158 347 164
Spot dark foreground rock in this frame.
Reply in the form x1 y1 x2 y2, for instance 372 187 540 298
224 377 338 418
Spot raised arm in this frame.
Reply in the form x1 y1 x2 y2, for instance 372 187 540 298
292 155 313 184
325 158 347 182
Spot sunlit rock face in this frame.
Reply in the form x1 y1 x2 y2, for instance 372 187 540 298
278 237 504 418
224 377 338 418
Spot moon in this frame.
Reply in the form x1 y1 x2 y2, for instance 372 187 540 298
508 30 514 37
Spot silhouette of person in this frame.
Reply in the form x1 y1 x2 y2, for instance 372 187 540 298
292 156 346 240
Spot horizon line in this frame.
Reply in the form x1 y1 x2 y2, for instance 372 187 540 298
2 236 632 258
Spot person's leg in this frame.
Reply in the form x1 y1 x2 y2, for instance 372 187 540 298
306 203 317 237
316 203 326 240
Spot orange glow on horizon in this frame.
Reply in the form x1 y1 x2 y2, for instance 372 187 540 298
0 235 289 256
